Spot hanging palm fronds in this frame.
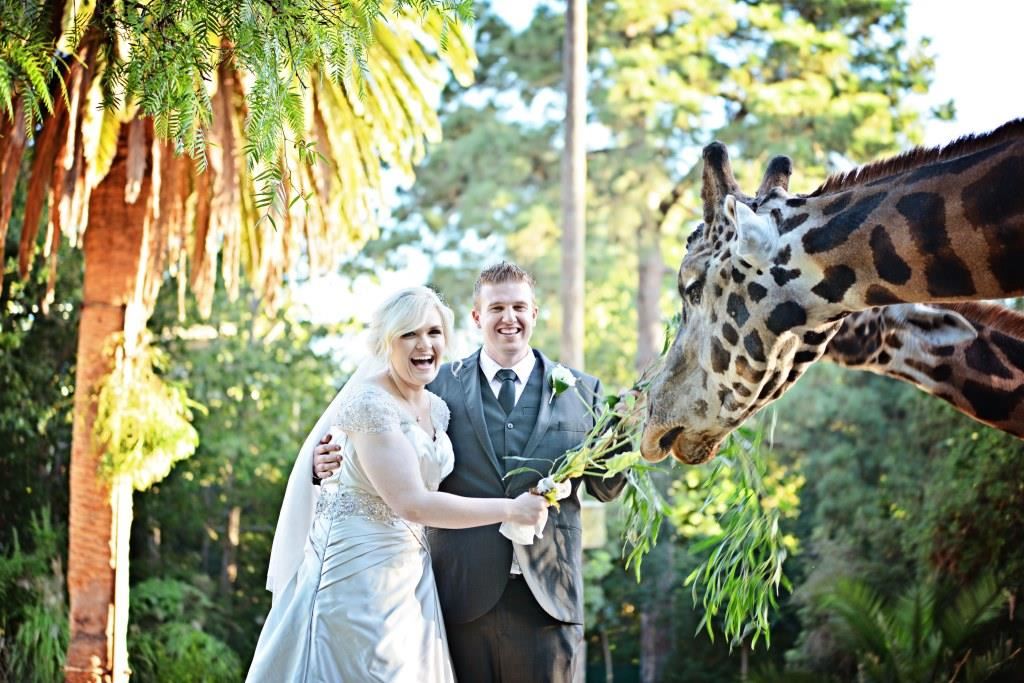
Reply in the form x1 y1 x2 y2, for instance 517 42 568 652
1 0 476 318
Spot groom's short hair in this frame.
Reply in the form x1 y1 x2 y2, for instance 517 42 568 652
473 262 536 304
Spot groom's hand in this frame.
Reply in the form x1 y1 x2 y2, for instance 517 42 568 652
312 434 343 483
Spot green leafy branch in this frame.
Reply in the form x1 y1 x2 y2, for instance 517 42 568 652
684 421 802 650
505 375 669 578
0 1 68 134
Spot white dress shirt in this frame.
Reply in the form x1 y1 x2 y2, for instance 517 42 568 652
478 348 536 409
478 348 537 573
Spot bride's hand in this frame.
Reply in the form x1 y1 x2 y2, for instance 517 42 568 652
506 491 549 526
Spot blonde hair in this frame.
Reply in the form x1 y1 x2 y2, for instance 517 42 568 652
367 286 454 360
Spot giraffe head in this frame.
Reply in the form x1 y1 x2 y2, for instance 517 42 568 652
641 143 827 463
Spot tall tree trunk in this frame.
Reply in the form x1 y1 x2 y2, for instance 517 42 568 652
636 216 663 373
601 626 614 683
559 0 586 369
65 124 151 683
219 504 241 598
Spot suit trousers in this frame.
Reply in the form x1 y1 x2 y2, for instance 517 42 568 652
445 575 584 683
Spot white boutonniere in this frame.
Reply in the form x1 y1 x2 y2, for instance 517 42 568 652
549 364 577 404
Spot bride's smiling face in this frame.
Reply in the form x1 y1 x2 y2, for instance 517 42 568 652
388 308 446 389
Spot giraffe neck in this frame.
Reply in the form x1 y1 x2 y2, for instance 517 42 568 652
776 132 1024 310
826 302 1024 437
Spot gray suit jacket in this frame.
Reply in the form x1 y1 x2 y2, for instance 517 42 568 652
426 349 626 625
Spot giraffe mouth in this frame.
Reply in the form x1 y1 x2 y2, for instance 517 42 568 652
640 424 721 464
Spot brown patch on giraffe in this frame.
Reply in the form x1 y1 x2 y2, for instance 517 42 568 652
765 301 807 335
803 330 829 345
743 330 766 362
869 224 912 285
779 212 809 234
793 350 818 364
693 400 708 418
722 322 739 346
990 330 1024 373
732 383 752 398
961 156 1024 225
962 157 1024 294
865 285 906 305
906 358 953 383
823 193 852 215
710 337 731 373
756 371 782 401
961 380 1018 422
811 265 857 303
809 119 1024 196
747 281 768 302
884 332 904 350
726 293 750 327
897 192 976 297
734 355 765 384
803 192 887 254
771 266 802 286
829 335 867 363
964 338 1013 379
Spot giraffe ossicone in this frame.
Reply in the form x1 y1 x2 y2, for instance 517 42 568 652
642 119 1024 464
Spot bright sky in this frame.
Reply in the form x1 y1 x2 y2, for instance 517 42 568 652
300 0 1024 338
906 0 1024 145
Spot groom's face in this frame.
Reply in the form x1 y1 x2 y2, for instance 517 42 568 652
472 280 538 366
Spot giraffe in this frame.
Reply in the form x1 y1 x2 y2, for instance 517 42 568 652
824 302 1024 437
641 118 1024 463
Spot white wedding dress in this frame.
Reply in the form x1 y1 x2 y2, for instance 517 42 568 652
246 384 457 682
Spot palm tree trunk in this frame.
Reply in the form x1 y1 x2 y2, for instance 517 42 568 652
65 123 151 683
559 0 586 369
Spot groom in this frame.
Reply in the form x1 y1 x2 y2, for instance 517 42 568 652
314 262 625 682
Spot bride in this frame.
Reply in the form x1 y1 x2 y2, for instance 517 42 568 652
246 287 548 681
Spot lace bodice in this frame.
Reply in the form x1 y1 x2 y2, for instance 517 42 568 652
322 384 454 495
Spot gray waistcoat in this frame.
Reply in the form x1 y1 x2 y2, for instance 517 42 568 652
479 362 543 475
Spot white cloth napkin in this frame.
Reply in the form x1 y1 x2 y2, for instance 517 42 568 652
499 478 572 545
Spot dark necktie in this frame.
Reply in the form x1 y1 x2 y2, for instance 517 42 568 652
496 369 517 415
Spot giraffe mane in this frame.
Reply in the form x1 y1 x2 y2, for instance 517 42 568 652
808 117 1024 197
940 301 1024 339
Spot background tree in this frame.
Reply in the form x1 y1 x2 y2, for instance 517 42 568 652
560 0 586 368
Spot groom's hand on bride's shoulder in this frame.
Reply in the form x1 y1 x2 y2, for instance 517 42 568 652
311 434 343 485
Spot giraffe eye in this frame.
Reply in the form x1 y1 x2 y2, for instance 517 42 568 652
684 278 703 305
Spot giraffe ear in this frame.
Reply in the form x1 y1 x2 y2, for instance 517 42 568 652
896 304 977 347
724 195 776 267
